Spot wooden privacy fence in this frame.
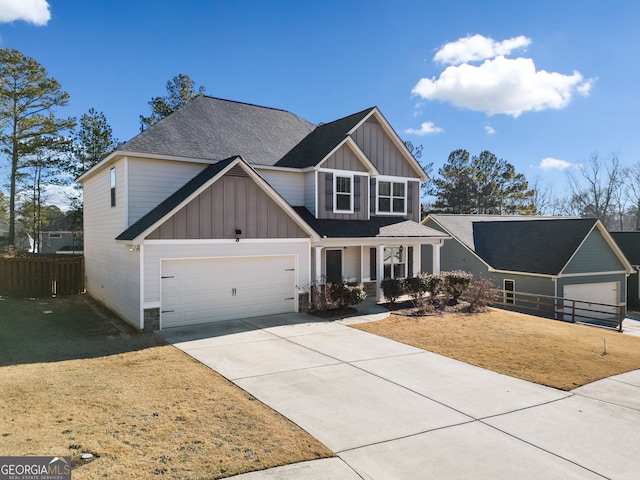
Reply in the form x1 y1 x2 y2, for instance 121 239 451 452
0 254 85 297
493 289 625 332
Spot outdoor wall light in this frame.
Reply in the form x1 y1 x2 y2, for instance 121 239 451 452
235 229 242 242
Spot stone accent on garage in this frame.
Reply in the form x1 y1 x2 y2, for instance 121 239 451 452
144 308 160 331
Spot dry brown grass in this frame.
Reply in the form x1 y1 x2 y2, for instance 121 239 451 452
0 296 332 479
353 307 640 390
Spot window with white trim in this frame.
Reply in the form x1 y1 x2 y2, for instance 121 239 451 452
504 279 515 304
377 180 406 214
334 175 353 213
383 246 406 279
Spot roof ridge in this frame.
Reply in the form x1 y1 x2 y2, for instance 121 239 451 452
198 95 298 115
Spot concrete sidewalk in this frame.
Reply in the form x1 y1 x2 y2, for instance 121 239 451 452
160 306 640 479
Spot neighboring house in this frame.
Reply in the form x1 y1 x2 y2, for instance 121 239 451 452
610 231 640 308
78 96 448 330
421 214 633 318
31 231 83 254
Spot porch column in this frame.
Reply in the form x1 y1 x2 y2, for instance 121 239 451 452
314 246 322 281
414 243 421 275
432 243 442 275
360 246 365 283
378 245 385 301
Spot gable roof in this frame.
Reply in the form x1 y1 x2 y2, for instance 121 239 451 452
116 157 237 241
426 214 631 276
610 231 640 265
119 96 316 166
293 207 448 239
472 218 598 275
276 108 374 168
117 157 318 242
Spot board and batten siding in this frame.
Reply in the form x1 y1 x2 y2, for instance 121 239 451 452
127 157 207 226
83 159 141 328
317 171 369 220
562 229 626 274
319 144 368 172
352 117 420 178
147 170 308 240
256 169 305 206
143 241 310 305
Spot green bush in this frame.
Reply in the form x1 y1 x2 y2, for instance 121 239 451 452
300 277 332 311
328 281 366 308
403 275 429 308
381 278 405 303
424 274 443 297
443 270 473 304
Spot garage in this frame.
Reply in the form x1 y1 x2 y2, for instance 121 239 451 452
563 282 619 321
160 255 296 328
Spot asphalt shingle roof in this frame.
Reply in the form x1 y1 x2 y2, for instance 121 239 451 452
120 96 316 166
611 231 640 265
276 108 375 168
429 214 599 275
116 157 237 241
294 207 448 239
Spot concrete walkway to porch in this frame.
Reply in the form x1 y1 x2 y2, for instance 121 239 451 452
159 304 640 480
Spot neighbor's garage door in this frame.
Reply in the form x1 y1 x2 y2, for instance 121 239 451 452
161 255 296 328
563 282 619 321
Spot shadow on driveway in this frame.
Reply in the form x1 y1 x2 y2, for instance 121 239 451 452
0 294 166 367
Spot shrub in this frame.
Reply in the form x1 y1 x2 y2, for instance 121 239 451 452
443 270 473 304
300 277 332 311
424 274 443 297
463 275 497 312
381 278 405 304
403 275 429 309
328 281 367 307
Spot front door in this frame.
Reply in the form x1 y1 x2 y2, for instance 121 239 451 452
326 250 342 284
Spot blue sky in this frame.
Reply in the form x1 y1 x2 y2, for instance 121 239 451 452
1 0 639 202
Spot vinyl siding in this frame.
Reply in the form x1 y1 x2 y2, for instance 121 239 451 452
127 157 206 226
83 159 141 328
147 172 308 240
143 240 310 305
562 229 626 274
352 117 420 178
257 169 305 206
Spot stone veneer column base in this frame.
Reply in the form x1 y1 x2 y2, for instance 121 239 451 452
144 308 160 331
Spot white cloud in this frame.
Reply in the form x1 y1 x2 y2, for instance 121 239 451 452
539 157 573 170
405 121 444 136
0 0 50 25
434 34 531 65
412 54 593 118
485 126 496 135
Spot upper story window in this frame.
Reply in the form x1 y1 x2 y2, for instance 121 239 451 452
110 167 116 207
377 180 406 215
334 175 353 213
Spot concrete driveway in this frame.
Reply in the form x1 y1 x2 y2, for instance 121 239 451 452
159 306 640 480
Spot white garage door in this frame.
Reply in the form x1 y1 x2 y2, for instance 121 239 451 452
563 282 619 321
161 255 296 328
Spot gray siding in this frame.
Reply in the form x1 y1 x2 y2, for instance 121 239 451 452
320 144 368 172
317 171 369 220
352 117 419 178
563 229 625 274
147 168 308 239
629 273 639 307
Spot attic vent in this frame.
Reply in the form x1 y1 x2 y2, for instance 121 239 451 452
227 165 249 177
364 117 379 126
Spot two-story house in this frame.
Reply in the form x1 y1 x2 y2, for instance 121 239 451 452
78 96 448 330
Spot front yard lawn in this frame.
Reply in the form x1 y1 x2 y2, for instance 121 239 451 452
0 295 332 479
352 307 640 390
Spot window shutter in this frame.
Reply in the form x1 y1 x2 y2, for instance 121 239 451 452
325 173 333 211
408 246 414 277
407 181 413 215
370 178 376 214
354 176 361 212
